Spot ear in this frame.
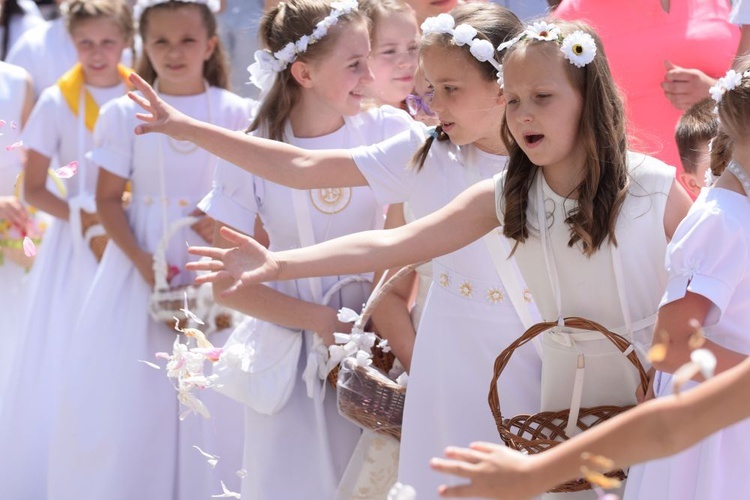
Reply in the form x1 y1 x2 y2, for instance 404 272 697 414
678 171 701 197
290 60 315 89
204 35 218 61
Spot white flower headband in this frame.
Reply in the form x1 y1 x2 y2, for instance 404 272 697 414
495 21 597 86
133 0 221 21
709 68 750 113
247 0 359 94
421 14 504 87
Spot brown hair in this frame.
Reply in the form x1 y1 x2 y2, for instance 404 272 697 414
359 0 415 45
709 129 732 179
675 98 718 175
715 55 750 151
411 3 522 171
248 0 367 142
500 19 628 256
136 1 229 89
63 0 135 44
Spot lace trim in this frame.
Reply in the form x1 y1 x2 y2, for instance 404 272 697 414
726 160 750 198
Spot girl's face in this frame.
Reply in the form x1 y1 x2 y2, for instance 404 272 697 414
421 46 505 153
303 21 374 118
142 5 217 94
503 44 585 173
70 17 130 87
366 10 419 107
404 0 458 24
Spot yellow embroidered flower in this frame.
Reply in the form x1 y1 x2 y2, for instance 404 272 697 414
487 288 504 303
459 280 473 298
523 289 533 303
439 271 450 288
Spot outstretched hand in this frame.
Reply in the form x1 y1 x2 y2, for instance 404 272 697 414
127 72 192 139
186 226 280 295
430 442 535 499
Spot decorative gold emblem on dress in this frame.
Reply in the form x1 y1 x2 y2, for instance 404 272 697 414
309 187 352 214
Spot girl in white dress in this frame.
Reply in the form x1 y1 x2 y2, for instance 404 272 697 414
45 2 250 500
621 66 750 500
0 60 34 401
0 3 134 498
150 19 695 498
199 1 412 498
129 6 546 499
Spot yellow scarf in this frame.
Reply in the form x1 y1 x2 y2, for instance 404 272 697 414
57 63 133 132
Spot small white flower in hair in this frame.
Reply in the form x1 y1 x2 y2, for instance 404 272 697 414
722 69 743 92
274 42 297 65
421 13 455 34
296 35 311 53
331 0 358 14
452 24 478 46
560 30 597 68
497 32 523 53
525 21 560 41
496 64 504 88
469 39 496 63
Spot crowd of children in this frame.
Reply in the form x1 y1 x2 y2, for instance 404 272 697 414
2 0 750 499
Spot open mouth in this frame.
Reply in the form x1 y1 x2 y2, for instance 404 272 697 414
524 133 544 147
441 121 455 132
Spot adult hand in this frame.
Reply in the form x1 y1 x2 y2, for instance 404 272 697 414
662 61 716 111
430 442 535 499
0 196 30 229
128 72 193 140
187 225 280 293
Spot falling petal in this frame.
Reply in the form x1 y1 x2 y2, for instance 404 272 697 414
6 140 22 151
647 343 667 363
688 319 706 349
580 466 622 490
337 307 360 323
0 120 5 127
10 121 17 129
184 328 212 348
55 161 79 179
235 469 248 479
139 360 161 370
211 480 241 498
388 482 417 500
580 452 615 472
180 291 205 325
22 236 36 257
192 445 219 468
672 361 701 395
690 348 717 379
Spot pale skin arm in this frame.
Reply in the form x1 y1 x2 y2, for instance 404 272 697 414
127 73 366 190
96 169 155 286
430 354 750 499
186 179 500 293
210 223 353 345
369 204 418 372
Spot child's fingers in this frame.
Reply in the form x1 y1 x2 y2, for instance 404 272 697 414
129 72 159 102
219 225 250 246
444 446 485 464
193 271 224 285
128 91 153 111
188 245 225 259
468 441 501 453
186 259 223 272
437 482 478 498
430 458 476 477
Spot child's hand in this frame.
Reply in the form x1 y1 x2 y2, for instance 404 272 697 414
186 226 279 293
128 72 192 140
430 442 534 499
0 196 30 229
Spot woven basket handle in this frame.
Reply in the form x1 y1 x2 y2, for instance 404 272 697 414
152 215 200 292
353 263 424 332
487 316 650 426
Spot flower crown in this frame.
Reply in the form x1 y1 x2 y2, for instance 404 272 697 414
133 0 221 21
421 14 503 87
496 21 597 86
247 0 359 94
709 68 750 113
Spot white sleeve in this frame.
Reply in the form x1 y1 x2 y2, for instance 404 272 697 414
88 97 135 180
198 159 260 235
661 203 749 324
350 124 426 205
21 87 61 159
730 0 750 25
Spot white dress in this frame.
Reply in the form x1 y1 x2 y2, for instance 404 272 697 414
199 105 413 500
495 152 675 499
0 0 44 59
0 61 31 402
45 88 251 500
0 82 125 500
6 18 76 98
352 130 543 499
624 184 750 500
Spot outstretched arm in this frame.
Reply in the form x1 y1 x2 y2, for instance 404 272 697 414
431 354 750 498
187 179 500 293
127 73 366 189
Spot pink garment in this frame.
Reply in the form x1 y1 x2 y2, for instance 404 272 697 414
554 0 739 175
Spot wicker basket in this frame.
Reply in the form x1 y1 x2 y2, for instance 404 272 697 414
488 317 649 493
148 216 236 332
334 265 419 441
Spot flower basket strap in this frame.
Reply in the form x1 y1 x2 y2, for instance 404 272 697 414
487 316 649 433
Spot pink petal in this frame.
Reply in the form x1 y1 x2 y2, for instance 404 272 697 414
55 161 78 179
0 120 5 128
10 121 17 129
22 236 36 257
5 141 22 151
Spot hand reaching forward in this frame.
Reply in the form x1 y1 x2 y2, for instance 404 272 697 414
127 72 193 140
430 442 535 499
186 226 280 294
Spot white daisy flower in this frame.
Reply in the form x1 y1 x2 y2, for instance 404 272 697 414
709 81 725 104
722 69 743 92
469 38 496 63
560 30 597 68
525 21 560 41
453 23 478 46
